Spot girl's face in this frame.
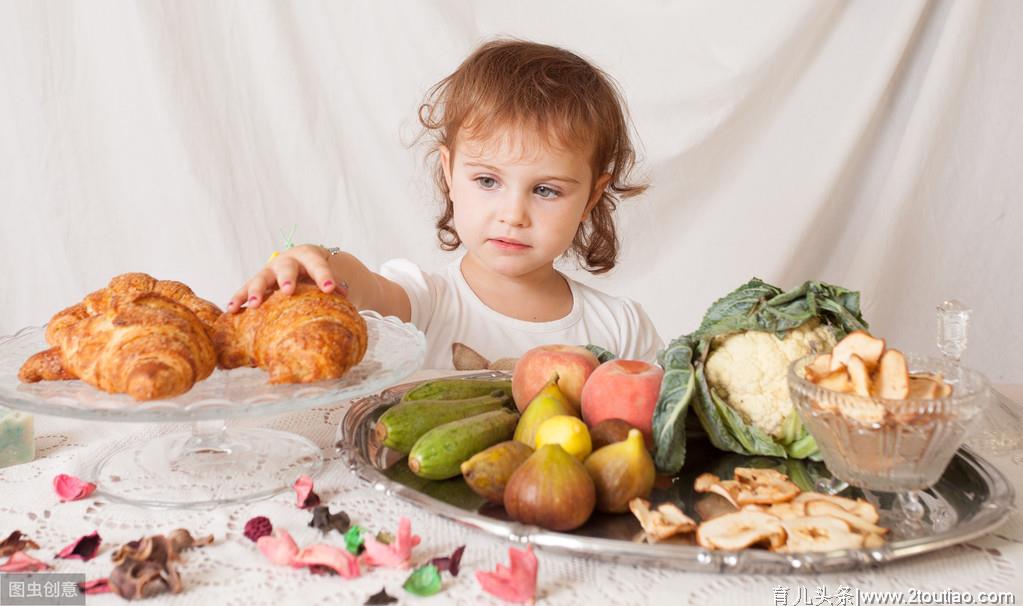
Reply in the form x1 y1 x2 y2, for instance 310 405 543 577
440 128 611 280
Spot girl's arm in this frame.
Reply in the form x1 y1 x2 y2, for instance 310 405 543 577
227 245 411 322
326 251 411 321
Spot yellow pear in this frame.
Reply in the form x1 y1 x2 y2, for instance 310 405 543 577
513 376 577 447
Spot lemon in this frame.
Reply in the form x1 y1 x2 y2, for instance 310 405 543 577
535 415 592 461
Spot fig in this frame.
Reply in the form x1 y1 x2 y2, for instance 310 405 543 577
513 377 576 448
504 444 595 531
460 441 534 505
589 418 634 450
583 429 655 513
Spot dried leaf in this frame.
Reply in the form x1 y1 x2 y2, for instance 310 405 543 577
431 545 465 577
0 530 40 557
0 551 50 572
360 518 421 569
293 475 321 509
365 588 398 605
375 530 394 545
476 545 538 604
244 516 273 542
53 473 97 502
257 530 299 566
344 526 365 555
308 506 350 534
403 564 442 597
291 544 360 578
56 531 102 561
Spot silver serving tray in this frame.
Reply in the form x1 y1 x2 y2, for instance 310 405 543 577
337 372 1015 574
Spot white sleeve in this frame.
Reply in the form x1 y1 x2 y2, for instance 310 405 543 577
618 299 665 364
379 258 434 331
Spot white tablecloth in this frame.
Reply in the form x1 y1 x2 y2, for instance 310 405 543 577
2 375 1022 605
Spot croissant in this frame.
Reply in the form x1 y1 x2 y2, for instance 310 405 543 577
213 282 368 383
19 273 221 401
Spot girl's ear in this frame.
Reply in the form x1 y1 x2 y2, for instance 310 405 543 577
439 145 454 194
583 173 613 220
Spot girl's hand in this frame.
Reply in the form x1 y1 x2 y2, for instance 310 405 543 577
226 244 344 313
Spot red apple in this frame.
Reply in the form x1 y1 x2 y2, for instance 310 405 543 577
580 359 664 441
512 345 600 412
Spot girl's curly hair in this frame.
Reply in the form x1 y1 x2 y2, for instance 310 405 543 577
418 39 647 274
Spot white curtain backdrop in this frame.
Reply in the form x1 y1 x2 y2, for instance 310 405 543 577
2 1 1020 381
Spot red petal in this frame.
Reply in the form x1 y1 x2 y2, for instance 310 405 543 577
360 517 421 569
257 530 299 566
291 544 361 578
55 531 102 561
53 474 97 502
476 545 537 604
292 475 320 509
79 578 112 594
0 551 51 572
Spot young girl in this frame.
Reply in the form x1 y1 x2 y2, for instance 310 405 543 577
227 39 663 368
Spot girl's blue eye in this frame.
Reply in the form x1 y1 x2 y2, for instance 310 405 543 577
535 185 560 199
476 176 498 189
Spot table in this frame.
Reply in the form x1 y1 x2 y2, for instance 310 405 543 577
2 375 1022 605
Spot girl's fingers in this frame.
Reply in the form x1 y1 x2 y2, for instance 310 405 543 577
296 249 338 292
274 257 300 294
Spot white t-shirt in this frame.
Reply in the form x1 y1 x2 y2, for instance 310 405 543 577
380 256 665 370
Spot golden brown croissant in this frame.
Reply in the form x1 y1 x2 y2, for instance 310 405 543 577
20 273 221 401
213 283 368 383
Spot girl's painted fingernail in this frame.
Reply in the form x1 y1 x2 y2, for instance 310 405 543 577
248 296 258 302
323 280 334 288
281 281 292 288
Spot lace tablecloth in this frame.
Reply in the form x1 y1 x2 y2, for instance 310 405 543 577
2 374 1022 605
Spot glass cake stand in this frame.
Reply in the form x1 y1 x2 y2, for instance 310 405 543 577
0 311 425 509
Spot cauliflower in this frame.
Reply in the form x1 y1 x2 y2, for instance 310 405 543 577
704 320 836 439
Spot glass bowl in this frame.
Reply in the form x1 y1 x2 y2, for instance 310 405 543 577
788 354 991 493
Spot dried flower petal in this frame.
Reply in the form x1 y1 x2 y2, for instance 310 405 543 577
403 564 442 597
293 475 320 509
107 530 210 600
0 551 50 572
476 545 538 604
344 526 365 555
308 506 350 534
360 518 421 569
79 578 112 595
431 545 465 577
56 531 102 561
291 544 360 578
375 530 394 544
0 530 40 557
365 588 398 605
53 473 97 502
244 516 273 542
257 530 299 566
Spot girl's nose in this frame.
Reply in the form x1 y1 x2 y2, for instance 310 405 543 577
499 191 530 227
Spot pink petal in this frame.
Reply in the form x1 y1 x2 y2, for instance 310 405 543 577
476 545 538 604
257 530 299 565
0 551 51 572
291 544 360 578
360 518 421 569
292 475 320 509
53 474 97 502
56 531 102 561
79 578 112 594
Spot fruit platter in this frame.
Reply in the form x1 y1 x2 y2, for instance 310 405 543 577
338 278 1015 573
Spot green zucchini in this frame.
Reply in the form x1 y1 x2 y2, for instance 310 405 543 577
408 409 519 480
401 378 512 403
376 392 511 454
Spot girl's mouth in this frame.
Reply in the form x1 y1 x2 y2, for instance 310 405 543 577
488 238 530 251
